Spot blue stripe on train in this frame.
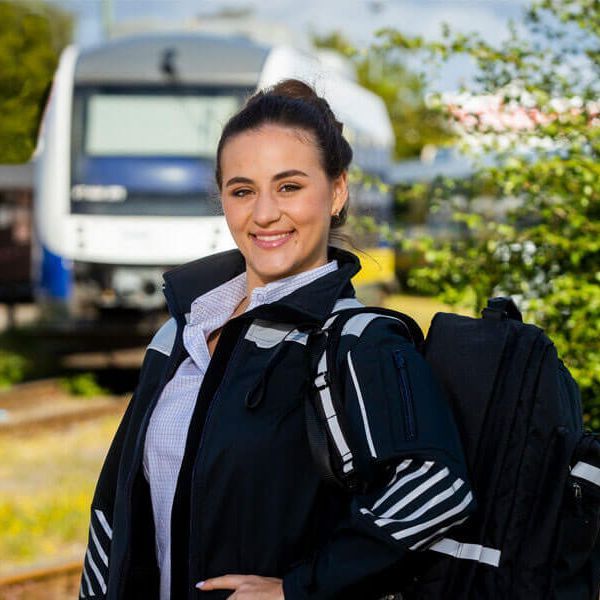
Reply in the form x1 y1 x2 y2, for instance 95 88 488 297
40 245 72 300
75 156 214 194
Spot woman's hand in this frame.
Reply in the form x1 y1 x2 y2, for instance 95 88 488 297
196 574 284 599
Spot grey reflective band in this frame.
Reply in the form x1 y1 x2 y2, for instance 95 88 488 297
348 351 377 458
341 313 406 338
332 297 364 312
86 548 107 594
244 321 297 348
572 461 600 487
428 537 502 567
315 349 354 474
94 509 113 539
147 317 177 356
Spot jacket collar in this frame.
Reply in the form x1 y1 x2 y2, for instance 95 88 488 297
162 246 362 324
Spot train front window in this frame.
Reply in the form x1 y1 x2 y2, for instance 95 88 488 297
70 87 249 216
85 94 238 158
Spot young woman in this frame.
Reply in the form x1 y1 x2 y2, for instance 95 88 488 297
79 79 474 600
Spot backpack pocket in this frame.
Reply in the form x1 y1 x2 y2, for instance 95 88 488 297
551 432 600 599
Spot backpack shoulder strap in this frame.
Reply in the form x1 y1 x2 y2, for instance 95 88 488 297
304 302 424 491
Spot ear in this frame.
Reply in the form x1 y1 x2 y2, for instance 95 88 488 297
331 171 348 216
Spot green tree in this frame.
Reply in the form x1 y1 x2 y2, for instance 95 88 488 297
312 31 454 159
0 0 73 163
377 0 599 426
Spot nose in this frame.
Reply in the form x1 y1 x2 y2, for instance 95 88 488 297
252 189 281 226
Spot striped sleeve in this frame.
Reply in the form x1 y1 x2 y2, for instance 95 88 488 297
79 507 112 598
356 458 473 551
282 457 475 600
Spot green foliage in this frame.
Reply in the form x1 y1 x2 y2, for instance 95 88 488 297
312 31 454 159
0 0 73 163
0 349 28 388
60 372 109 397
377 0 599 427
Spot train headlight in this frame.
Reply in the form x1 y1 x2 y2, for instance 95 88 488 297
111 267 165 310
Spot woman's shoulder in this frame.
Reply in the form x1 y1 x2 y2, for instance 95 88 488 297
333 308 419 353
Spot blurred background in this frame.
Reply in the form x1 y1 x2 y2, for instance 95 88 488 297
0 0 597 597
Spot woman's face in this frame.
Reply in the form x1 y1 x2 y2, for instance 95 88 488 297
219 124 348 291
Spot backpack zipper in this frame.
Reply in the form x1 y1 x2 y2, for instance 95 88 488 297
393 350 417 441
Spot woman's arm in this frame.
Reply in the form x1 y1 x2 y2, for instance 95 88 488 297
281 319 475 599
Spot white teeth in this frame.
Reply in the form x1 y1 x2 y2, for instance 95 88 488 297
255 232 291 241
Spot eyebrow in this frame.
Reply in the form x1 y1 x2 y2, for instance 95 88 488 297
224 169 309 188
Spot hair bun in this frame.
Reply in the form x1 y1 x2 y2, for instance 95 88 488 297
270 79 318 102
271 79 345 134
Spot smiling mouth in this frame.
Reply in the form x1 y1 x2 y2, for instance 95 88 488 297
250 231 295 248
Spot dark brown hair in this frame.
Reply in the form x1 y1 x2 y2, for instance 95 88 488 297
215 79 353 231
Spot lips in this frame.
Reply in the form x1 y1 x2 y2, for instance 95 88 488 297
251 230 295 249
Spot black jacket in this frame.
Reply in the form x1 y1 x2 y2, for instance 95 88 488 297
79 246 474 600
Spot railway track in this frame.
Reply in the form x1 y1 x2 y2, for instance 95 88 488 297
0 380 127 598
0 561 82 600
0 378 128 435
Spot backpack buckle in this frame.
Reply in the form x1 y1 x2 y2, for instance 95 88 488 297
314 371 330 390
482 297 523 322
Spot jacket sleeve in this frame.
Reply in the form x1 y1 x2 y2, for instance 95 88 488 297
79 317 176 598
283 317 475 599
79 390 136 599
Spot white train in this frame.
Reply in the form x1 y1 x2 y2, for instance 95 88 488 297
34 32 394 317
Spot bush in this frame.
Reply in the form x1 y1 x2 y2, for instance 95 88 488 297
0 349 28 388
374 0 599 426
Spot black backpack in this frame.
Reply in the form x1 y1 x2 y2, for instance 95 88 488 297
305 297 600 599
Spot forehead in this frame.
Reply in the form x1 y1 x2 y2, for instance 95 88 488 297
220 124 322 173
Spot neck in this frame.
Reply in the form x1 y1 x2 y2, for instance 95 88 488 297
244 258 330 300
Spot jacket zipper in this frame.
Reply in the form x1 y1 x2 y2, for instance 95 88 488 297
393 350 417 441
185 322 249 598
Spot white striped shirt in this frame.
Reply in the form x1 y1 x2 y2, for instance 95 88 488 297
143 260 338 600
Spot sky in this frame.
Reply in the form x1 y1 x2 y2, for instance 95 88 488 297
51 0 533 91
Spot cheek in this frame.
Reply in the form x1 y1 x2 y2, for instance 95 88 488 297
292 198 332 232
222 200 245 230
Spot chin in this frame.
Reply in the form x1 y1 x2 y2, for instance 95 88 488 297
254 262 297 284
242 241 326 286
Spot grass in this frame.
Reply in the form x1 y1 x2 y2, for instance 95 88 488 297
383 293 474 334
0 415 122 575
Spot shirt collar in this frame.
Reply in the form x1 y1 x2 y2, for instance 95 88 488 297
247 260 338 309
188 260 338 326
163 245 361 321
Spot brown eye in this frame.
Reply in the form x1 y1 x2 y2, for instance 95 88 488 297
232 188 252 198
280 183 301 193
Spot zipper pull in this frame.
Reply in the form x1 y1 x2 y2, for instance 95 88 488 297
572 481 583 516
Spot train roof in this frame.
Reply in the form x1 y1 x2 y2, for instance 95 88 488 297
74 33 270 86
68 32 394 159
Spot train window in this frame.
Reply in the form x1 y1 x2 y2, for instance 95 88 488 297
86 94 239 158
70 86 249 217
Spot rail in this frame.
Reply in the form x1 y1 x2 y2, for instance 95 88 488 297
0 561 82 600
0 378 127 435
